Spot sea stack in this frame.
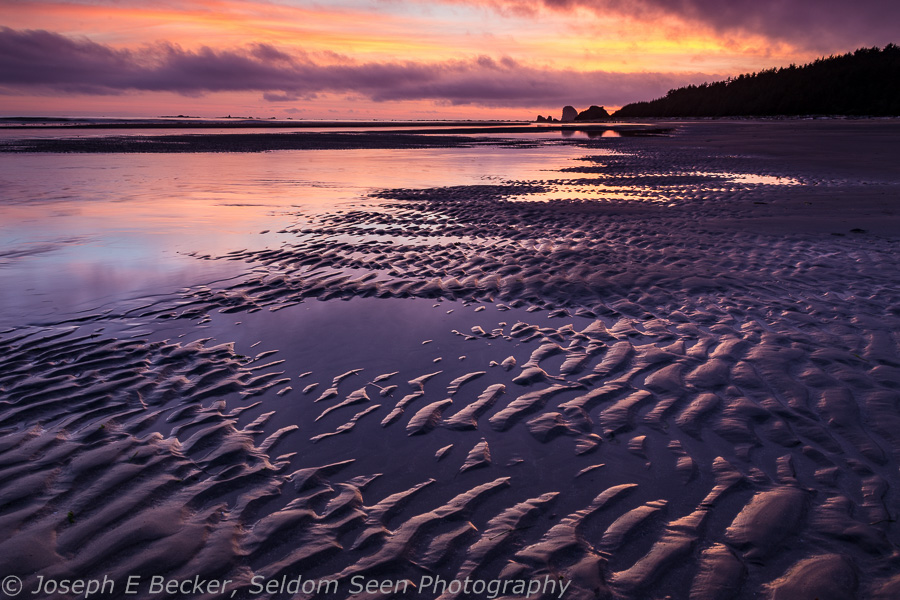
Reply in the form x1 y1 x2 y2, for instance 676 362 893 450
575 105 610 121
561 106 578 122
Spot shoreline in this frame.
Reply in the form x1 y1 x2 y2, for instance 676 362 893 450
0 118 533 130
0 125 670 153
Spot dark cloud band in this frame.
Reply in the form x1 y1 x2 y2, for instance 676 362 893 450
0 27 708 107
459 0 898 51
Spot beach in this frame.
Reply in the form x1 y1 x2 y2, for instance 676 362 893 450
1 119 899 599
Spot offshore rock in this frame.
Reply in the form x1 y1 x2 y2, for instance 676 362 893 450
575 105 610 121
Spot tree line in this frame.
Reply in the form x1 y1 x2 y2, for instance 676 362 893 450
613 44 900 118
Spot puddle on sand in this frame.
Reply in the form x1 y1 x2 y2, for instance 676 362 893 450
504 169 802 204
505 184 641 203
724 173 801 185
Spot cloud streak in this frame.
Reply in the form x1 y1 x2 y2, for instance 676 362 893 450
448 0 900 50
0 28 711 107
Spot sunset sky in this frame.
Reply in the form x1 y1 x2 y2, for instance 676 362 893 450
1 0 896 119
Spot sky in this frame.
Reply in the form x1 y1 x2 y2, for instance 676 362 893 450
0 0 896 119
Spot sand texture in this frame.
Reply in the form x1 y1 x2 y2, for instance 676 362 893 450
1 120 899 599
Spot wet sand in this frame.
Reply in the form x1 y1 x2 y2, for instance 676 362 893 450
1 119 899 600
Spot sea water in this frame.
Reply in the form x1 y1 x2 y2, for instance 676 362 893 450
0 130 589 326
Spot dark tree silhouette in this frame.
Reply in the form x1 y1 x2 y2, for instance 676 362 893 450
613 45 900 118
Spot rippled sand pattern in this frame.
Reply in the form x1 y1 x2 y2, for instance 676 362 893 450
2 126 900 599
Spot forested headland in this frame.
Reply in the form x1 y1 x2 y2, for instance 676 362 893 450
613 45 900 118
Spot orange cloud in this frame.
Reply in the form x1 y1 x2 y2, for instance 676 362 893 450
2 1 479 61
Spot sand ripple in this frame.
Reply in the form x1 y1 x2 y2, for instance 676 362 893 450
3 126 900 599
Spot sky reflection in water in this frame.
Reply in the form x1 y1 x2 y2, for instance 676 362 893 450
0 141 592 325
